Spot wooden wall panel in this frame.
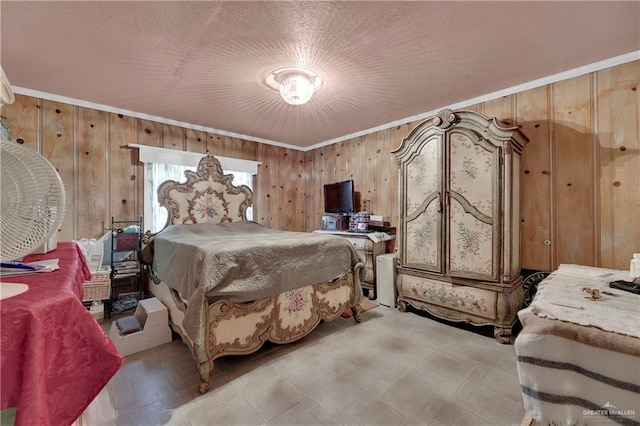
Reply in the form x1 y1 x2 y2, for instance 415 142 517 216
269 146 285 230
136 119 162 148
462 103 483 115
292 149 306 232
134 119 162 227
206 134 221 155
323 143 337 183
306 143 334 231
76 107 108 239
42 101 75 240
221 135 244 159
185 128 207 154
282 149 296 230
162 124 185 150
343 138 358 207
255 142 273 226
304 149 322 231
371 130 388 216
516 86 553 271
597 62 640 269
109 113 138 225
552 74 596 266
241 139 258 162
207 133 226 156
334 141 347 178
2 95 38 149
355 134 372 211
483 96 513 124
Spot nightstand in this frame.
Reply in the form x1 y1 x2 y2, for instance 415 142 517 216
314 230 391 299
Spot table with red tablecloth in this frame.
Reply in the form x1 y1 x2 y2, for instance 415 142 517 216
1 242 123 426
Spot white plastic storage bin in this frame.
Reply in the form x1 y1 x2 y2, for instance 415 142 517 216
376 253 398 307
108 297 172 356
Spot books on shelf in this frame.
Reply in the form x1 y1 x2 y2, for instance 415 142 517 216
113 268 140 274
369 215 389 222
113 260 138 269
113 269 140 276
112 260 140 277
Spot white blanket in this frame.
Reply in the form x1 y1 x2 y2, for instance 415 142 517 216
516 264 640 426
529 264 639 338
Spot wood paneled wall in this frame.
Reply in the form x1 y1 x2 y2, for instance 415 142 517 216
3 61 638 271
2 98 308 241
305 60 639 271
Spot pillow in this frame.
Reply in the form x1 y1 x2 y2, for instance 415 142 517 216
115 315 142 335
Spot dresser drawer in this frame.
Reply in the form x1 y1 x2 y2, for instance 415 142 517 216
399 274 497 320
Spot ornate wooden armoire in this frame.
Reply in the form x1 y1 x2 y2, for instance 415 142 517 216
392 109 528 343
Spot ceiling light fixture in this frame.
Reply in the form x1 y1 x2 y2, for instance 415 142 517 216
265 67 322 106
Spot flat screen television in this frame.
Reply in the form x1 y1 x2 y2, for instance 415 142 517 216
324 180 355 214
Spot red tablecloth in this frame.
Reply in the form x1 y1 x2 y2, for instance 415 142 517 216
1 242 123 426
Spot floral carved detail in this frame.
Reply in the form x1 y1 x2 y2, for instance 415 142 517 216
186 188 230 224
196 195 219 219
412 223 431 250
412 161 427 187
456 222 481 258
413 284 488 314
284 288 307 315
460 157 478 179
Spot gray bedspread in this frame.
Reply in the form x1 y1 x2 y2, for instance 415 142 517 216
152 221 361 344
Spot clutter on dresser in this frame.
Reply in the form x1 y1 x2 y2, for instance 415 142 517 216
349 212 371 232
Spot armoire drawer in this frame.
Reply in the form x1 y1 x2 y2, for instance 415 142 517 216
399 274 497 320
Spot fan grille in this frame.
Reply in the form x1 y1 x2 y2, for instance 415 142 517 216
1 140 66 262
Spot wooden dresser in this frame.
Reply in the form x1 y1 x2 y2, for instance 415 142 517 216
314 230 388 299
392 109 528 343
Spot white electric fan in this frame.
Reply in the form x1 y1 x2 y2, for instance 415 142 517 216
0 140 66 299
0 66 66 299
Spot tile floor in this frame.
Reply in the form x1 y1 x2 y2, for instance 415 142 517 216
88 305 526 426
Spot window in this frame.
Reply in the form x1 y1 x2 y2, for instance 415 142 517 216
130 144 260 233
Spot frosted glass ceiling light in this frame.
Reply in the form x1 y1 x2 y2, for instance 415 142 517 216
265 67 322 106
279 74 314 105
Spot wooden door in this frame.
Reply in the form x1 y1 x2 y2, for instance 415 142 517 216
402 134 443 273
445 129 501 281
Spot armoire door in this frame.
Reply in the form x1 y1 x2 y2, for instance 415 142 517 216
402 134 443 273
445 129 501 281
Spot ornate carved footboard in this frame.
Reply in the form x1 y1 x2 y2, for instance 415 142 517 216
200 265 362 392
145 154 364 392
150 263 363 392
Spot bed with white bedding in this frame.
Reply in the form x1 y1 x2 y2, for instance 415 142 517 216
143 155 364 393
515 264 640 426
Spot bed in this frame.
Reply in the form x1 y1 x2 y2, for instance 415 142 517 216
142 155 364 393
515 264 640 426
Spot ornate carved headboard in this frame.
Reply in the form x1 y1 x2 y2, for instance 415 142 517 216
157 155 253 229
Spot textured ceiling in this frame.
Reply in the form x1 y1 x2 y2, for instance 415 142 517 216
1 1 639 149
